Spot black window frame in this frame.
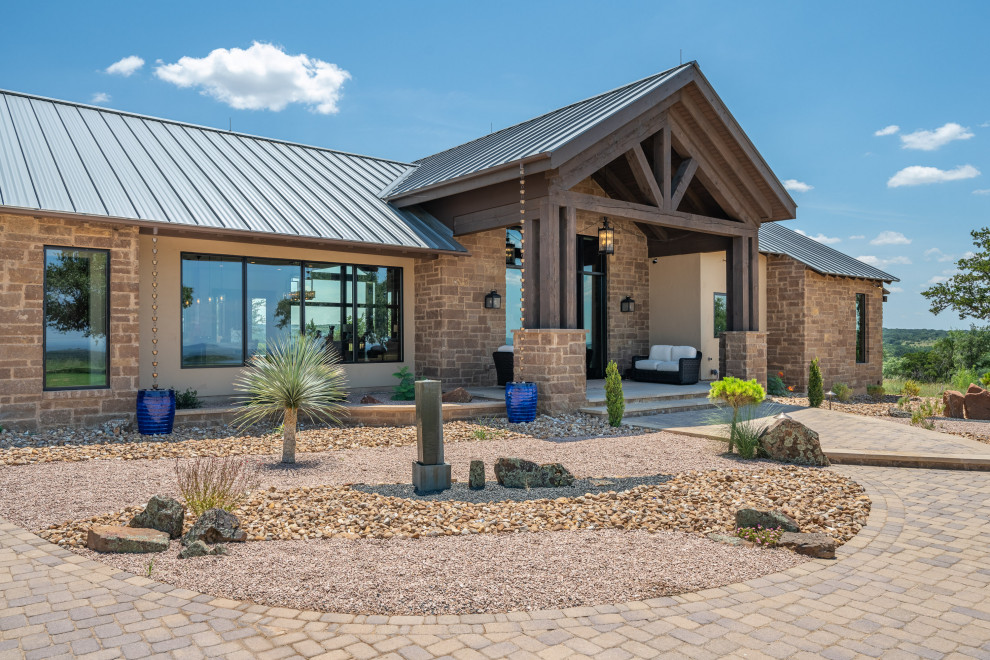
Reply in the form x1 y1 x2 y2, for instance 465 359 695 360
180 251 404 368
855 293 867 363
42 245 112 391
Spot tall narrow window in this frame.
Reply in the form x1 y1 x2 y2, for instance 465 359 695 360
855 293 867 363
354 266 402 362
247 258 302 357
713 292 727 338
44 247 109 389
181 255 244 367
505 226 523 344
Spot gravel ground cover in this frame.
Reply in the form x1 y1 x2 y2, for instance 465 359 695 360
0 413 646 465
79 529 808 615
350 475 672 503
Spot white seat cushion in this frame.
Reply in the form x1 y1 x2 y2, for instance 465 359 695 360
497 345 514 352
670 346 697 361
648 345 672 361
655 360 680 372
634 359 662 371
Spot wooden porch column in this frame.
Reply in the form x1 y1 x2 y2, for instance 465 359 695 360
538 198 560 328
560 205 577 329
748 233 760 331
727 233 756 331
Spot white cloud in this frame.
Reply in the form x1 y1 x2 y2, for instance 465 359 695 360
900 122 974 150
974 189 990 195
155 42 350 114
874 124 899 136
857 255 912 270
782 179 813 193
887 164 980 187
981 122 990 128
105 55 145 77
925 274 950 286
888 286 904 293
90 92 111 104
924 247 954 262
870 231 911 245
794 229 840 244
849 235 866 240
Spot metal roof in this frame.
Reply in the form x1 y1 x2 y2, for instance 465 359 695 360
382 64 692 198
759 223 899 282
0 90 465 253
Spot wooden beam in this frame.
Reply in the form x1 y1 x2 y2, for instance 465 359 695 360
560 205 577 329
594 168 639 204
558 190 757 237
452 200 533 235
748 234 760 331
538 198 560 328
388 157 552 207
635 221 668 242
660 126 672 208
523 217 540 328
648 233 730 258
729 235 750 331
624 143 663 207
669 158 698 211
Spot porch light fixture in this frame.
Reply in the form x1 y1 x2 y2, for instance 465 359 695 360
484 290 502 309
598 217 614 255
620 296 635 313
505 236 515 265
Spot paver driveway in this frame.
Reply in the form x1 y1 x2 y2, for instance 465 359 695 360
1 464 989 659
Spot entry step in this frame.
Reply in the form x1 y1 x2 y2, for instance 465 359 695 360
580 396 716 418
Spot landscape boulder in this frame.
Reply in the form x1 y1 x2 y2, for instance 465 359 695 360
964 385 990 421
469 460 485 490
942 390 966 419
178 540 228 559
735 508 800 533
129 495 185 539
777 532 836 559
707 532 745 547
441 387 473 403
359 395 383 404
888 406 911 418
87 525 169 554
181 509 247 546
758 416 830 467
494 457 575 488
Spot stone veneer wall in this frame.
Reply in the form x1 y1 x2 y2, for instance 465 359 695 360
765 254 808 390
413 229 505 387
0 214 140 430
513 329 587 412
719 331 767 386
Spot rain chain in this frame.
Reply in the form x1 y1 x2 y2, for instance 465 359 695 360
518 162 525 380
151 233 160 389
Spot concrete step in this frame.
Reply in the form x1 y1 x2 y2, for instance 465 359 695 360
580 397 717 418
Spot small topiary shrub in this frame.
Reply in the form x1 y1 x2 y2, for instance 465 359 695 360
604 360 625 427
808 358 824 408
901 380 921 397
391 366 416 401
832 382 852 403
709 377 766 453
867 384 885 401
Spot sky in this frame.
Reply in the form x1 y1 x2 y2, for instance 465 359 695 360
1 0 988 330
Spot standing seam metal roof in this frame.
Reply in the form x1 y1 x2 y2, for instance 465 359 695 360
759 223 899 282
0 90 465 253
382 64 691 198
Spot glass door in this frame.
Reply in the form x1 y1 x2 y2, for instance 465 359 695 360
577 236 607 379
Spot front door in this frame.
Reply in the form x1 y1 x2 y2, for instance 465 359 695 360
577 236 607 379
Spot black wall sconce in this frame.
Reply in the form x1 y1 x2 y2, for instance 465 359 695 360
620 296 635 313
484 290 502 309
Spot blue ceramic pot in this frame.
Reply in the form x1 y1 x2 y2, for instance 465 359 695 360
505 381 538 423
136 389 176 435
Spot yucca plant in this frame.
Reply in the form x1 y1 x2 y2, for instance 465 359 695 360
233 334 347 463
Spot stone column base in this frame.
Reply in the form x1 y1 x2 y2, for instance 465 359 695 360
412 462 451 495
512 329 588 413
719 331 767 386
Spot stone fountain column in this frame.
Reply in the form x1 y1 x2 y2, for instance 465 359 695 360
411 380 451 494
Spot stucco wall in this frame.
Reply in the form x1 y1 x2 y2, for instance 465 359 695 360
139 234 417 397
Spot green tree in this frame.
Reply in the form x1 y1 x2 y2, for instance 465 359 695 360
44 254 107 337
922 227 990 321
604 360 625 427
708 377 765 453
808 358 824 408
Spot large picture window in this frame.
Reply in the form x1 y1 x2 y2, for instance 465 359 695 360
181 253 402 367
855 293 867 363
43 247 110 389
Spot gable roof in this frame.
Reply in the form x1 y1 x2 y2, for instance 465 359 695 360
0 90 465 253
382 64 693 199
759 222 899 282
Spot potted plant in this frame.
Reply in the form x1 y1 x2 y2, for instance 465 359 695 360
136 388 176 435
505 380 537 423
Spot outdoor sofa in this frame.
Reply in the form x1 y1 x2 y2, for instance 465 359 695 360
628 345 702 385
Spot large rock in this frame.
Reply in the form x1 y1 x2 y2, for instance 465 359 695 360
129 495 185 539
758 416 830 467
469 460 485 490
359 394 383 404
735 508 800 533
964 386 990 420
778 532 836 559
87 525 169 553
178 540 228 559
441 387 473 403
888 406 911 418
493 457 575 488
181 509 247 546
943 390 966 419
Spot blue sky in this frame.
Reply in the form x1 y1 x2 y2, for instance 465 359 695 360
2 1 988 330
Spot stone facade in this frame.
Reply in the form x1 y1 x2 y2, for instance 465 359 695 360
719 331 767 386
0 214 140 430
513 329 587 413
765 254 807 389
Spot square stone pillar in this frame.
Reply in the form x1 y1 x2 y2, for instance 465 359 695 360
512 329 587 413
719 331 767 386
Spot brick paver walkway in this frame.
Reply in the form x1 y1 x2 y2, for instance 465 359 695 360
2 465 990 658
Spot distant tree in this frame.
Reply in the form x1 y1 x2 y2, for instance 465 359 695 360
44 254 106 337
922 227 990 321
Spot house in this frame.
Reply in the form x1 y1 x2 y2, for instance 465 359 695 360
0 62 894 430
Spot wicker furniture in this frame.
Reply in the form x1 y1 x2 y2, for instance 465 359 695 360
628 345 702 385
493 346 514 386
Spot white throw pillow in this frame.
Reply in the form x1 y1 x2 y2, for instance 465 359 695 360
670 346 697 361
648 345 672 361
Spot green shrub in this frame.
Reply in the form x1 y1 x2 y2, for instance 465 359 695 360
174 388 202 410
981 372 990 388
391 366 416 401
902 380 922 397
832 382 852 403
709 378 766 453
767 373 787 396
867 384 885 401
808 358 824 408
604 360 625 427
951 368 981 393
175 456 261 516
910 398 938 430
736 525 784 546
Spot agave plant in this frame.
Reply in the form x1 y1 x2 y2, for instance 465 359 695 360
233 334 347 463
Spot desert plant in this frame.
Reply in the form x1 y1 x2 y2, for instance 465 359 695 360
910 398 938 430
708 377 766 453
767 372 787 396
391 366 416 401
901 380 922 397
736 525 784 546
604 360 625 427
897 395 911 408
233 334 347 463
951 368 981 393
175 456 261 516
832 382 852 403
867 384 885 401
808 359 824 408
174 388 202 410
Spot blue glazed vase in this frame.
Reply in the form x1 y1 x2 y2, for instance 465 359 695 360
505 381 538 423
136 389 176 435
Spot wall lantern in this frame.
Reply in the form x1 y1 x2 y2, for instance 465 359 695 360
505 236 515 265
620 296 635 313
484 290 502 309
598 217 614 255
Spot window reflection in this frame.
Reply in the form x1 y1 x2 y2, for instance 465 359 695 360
505 227 523 344
181 255 243 367
247 259 301 357
355 266 401 362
